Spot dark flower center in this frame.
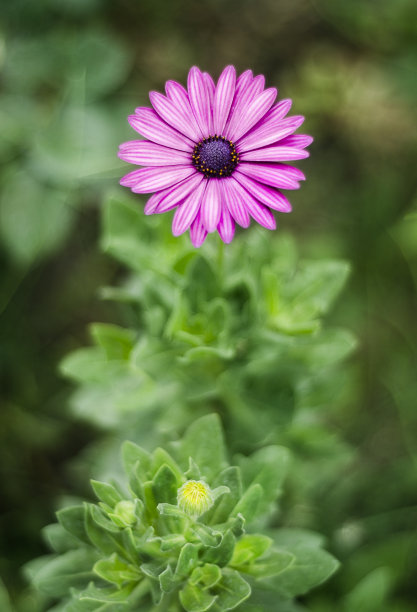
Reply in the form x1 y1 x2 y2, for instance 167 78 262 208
192 136 239 178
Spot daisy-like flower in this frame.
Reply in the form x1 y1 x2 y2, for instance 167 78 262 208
119 65 312 247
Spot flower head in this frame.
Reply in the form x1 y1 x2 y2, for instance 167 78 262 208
119 65 312 246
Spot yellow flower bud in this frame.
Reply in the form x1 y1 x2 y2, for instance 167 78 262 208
177 480 214 518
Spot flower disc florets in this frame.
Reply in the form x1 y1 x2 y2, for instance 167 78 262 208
192 136 239 178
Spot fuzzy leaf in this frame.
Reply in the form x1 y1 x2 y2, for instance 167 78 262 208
181 414 226 480
180 582 217 612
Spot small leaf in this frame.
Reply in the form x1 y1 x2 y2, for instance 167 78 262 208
91 481 123 508
231 484 263 524
181 414 226 481
231 535 273 566
203 530 236 567
93 554 141 586
175 543 200 578
90 323 135 360
190 564 222 589
56 505 89 545
214 568 251 610
152 464 180 505
180 581 217 612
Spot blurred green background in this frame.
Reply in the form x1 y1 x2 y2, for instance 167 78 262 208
1 0 417 609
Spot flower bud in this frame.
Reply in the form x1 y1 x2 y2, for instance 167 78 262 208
177 480 214 518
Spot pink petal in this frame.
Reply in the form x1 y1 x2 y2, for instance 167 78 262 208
236 69 253 92
156 173 204 213
217 201 235 243
201 179 221 232
224 75 264 140
187 66 211 136
144 191 166 215
130 108 194 152
240 145 309 162
190 213 207 247
237 115 305 152
162 83 204 140
118 140 191 166
238 162 301 190
279 134 313 149
244 197 276 230
229 87 277 142
203 72 215 134
213 65 236 136
220 179 250 228
234 171 293 212
149 91 201 142
251 74 266 96
229 178 276 229
121 165 194 193
172 180 207 236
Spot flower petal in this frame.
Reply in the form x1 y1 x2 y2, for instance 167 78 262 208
144 191 166 215
240 146 309 162
230 178 276 229
130 108 194 152
238 163 301 190
203 72 215 134
213 65 236 136
187 66 211 136
150 89 201 142
165 81 203 138
190 213 207 247
172 180 207 236
220 178 250 228
279 134 314 149
118 140 191 166
229 87 277 142
201 179 221 232
121 165 194 193
217 201 235 243
234 171 292 212
156 173 204 213
224 74 263 140
237 115 305 152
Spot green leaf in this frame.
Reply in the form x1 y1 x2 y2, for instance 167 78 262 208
261 544 340 598
56 505 90 545
43 523 83 553
181 414 226 480
208 467 243 525
93 554 141 586
0 171 75 267
122 441 151 479
243 550 294 578
175 543 200 578
151 447 184 484
214 568 251 610
344 567 393 612
231 535 273 566
179 581 217 612
0 579 12 612
91 481 123 508
85 506 127 558
203 530 236 567
90 323 135 360
238 446 291 516
231 484 263 524
190 564 222 589
152 464 178 505
31 550 99 597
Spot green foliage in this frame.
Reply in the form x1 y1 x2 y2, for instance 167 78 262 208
28 416 338 610
59 196 355 462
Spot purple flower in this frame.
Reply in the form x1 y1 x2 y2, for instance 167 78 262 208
119 66 312 247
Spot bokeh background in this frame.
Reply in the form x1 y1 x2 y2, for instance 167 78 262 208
1 0 417 609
